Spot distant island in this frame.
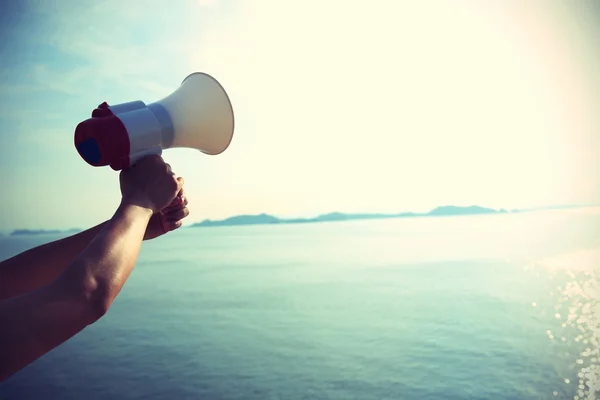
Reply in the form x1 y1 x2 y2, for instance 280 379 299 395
7 204 594 234
10 228 81 236
192 205 512 228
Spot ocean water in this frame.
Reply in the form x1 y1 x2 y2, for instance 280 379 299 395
0 209 599 400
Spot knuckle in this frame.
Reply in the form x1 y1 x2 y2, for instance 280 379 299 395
168 178 179 192
146 154 161 165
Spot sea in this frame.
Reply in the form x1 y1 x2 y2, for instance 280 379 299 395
0 208 599 400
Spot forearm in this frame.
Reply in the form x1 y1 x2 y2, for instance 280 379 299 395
61 202 152 315
0 222 108 300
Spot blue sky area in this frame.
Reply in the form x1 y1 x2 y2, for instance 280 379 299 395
0 0 599 232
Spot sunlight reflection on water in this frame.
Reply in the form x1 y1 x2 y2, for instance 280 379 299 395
528 247 600 399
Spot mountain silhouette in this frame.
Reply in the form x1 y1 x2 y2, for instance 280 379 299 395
192 205 507 228
196 213 280 227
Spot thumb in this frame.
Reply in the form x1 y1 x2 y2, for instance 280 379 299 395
176 176 184 192
160 213 169 234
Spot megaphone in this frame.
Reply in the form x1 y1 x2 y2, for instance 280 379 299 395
74 72 235 170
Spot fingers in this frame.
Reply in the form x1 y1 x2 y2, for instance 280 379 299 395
159 214 183 234
149 154 164 162
162 195 189 218
163 189 187 210
161 188 189 224
157 183 188 233
165 176 184 207
136 154 164 168
163 164 182 207
165 162 177 177
163 206 190 222
164 220 183 232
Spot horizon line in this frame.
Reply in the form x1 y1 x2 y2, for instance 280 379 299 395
197 202 599 221
2 202 598 235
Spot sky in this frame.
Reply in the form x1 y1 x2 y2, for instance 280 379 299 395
0 0 599 231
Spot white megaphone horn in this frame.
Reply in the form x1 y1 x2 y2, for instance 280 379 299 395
74 72 235 170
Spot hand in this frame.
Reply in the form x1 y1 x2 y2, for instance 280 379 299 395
119 155 183 213
144 189 190 240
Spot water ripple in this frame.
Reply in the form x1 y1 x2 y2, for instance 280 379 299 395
528 247 600 399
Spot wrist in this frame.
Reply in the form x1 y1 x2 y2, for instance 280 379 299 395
118 199 154 220
120 194 157 214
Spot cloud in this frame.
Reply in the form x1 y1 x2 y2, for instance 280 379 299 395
15 0 210 100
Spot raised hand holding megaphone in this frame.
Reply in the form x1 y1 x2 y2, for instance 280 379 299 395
74 72 235 170
74 72 234 233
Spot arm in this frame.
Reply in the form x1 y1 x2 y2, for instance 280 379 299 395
0 222 107 301
0 155 183 382
0 202 151 382
0 193 189 301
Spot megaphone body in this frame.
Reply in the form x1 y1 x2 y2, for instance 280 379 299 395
74 72 235 170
